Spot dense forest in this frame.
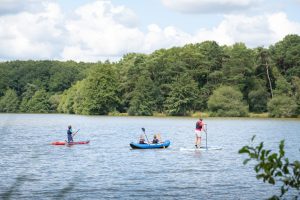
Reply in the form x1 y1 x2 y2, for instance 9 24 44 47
0 34 300 117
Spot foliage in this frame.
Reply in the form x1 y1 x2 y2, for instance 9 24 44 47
26 89 51 113
70 63 120 115
207 86 249 117
267 96 297 118
49 94 62 112
128 76 157 116
164 74 199 116
57 81 82 114
19 84 39 112
1 35 300 117
291 77 300 115
270 34 300 76
274 76 293 96
239 136 300 199
222 43 255 93
0 88 19 112
248 88 269 113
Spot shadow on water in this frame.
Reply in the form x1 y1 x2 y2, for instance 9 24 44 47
54 182 75 200
0 172 76 200
0 115 76 200
1 175 27 200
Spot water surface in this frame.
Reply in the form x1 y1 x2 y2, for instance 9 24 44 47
0 114 299 199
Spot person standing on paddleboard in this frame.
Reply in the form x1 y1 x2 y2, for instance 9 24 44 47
67 125 74 143
195 118 205 148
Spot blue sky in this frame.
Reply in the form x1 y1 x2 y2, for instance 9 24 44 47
0 0 300 61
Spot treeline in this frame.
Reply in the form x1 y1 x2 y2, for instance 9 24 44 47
0 35 300 117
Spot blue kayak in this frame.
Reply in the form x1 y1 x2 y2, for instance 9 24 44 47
130 140 170 149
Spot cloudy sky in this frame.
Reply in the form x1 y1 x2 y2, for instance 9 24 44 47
0 0 300 62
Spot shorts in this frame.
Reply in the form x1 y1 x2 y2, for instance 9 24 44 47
195 130 202 138
68 134 73 143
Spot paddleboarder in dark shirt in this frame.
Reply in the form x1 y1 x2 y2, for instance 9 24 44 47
67 125 73 143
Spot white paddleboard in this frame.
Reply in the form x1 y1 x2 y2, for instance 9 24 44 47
180 146 222 151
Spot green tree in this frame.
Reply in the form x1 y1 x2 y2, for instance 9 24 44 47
274 76 293 96
164 74 199 116
270 34 300 76
128 76 157 116
19 84 39 112
222 43 255 94
291 77 300 114
117 53 148 112
208 86 249 117
239 136 300 199
74 63 120 115
49 94 62 112
26 89 51 113
57 81 83 114
267 95 297 117
248 88 268 113
254 47 274 98
248 79 269 113
182 41 224 87
0 88 19 112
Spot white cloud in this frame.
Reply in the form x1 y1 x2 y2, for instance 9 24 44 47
161 0 261 14
143 24 192 51
191 12 300 47
267 12 300 41
61 1 144 61
0 0 300 62
0 2 65 60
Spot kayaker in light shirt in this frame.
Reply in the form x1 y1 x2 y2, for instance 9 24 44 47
67 125 74 143
139 135 146 144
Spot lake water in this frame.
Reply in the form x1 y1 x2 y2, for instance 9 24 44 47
0 114 299 199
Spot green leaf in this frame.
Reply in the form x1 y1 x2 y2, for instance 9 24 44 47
251 135 256 142
238 146 250 154
243 158 251 165
275 171 283 177
268 153 278 162
268 177 275 185
256 174 265 180
279 140 285 157
258 142 264 153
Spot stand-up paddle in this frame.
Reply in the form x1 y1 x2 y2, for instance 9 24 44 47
141 128 150 143
72 129 80 138
205 124 207 149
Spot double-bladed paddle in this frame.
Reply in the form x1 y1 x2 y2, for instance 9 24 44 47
141 128 150 143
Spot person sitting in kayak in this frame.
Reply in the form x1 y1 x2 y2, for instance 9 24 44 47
152 135 159 144
67 125 74 143
139 135 146 144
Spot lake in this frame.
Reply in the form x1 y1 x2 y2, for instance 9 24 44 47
0 114 299 199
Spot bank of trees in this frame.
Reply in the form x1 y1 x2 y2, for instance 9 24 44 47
0 34 300 117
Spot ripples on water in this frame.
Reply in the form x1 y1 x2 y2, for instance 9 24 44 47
0 114 299 199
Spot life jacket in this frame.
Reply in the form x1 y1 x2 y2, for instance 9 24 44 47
67 129 72 135
152 138 159 144
196 121 202 130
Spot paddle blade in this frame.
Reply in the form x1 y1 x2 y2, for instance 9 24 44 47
142 128 145 132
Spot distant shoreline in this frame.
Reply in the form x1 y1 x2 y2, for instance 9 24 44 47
0 112 299 119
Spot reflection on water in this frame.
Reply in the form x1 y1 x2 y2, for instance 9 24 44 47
0 114 299 199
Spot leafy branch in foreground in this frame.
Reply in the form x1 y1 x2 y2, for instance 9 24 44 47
239 135 300 199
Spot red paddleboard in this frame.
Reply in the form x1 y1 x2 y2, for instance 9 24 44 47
51 141 90 145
